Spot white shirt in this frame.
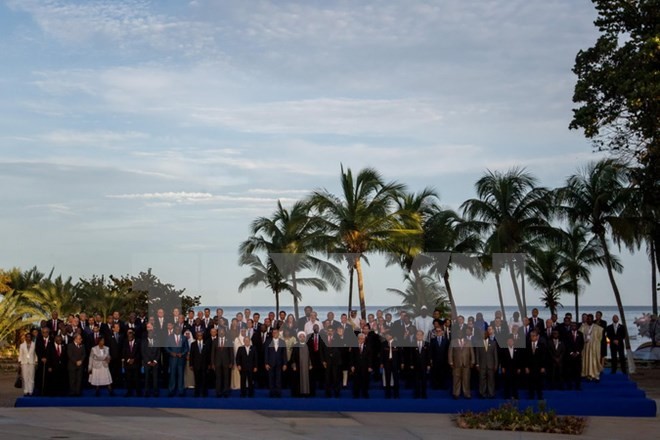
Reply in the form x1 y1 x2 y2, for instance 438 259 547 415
304 319 321 335
414 315 434 339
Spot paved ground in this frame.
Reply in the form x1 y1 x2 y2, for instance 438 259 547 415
0 369 657 438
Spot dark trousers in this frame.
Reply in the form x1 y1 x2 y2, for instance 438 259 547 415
413 369 427 399
547 361 563 389
168 359 185 395
109 360 122 387
352 369 370 398
610 343 626 373
565 356 582 390
215 365 231 397
124 365 140 395
193 367 208 397
268 366 283 397
430 362 448 389
324 361 341 397
383 361 400 398
503 372 519 399
239 368 254 397
144 365 159 396
527 370 544 399
68 366 83 396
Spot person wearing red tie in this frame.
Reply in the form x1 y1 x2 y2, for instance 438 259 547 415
564 322 584 390
351 333 372 399
307 325 324 397
47 335 68 396
320 327 341 398
122 330 141 397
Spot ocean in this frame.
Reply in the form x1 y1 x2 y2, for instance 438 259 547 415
192 304 653 352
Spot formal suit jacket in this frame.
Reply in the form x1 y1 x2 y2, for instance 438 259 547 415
46 319 63 333
319 336 342 365
165 334 190 360
564 331 585 356
448 341 474 368
66 343 86 368
380 340 404 366
429 335 450 366
606 323 626 345
530 317 545 333
189 340 211 369
47 343 68 370
475 338 498 369
235 345 258 371
408 342 431 370
211 337 234 367
500 346 523 373
350 344 372 371
36 336 53 360
547 338 565 366
122 339 141 366
108 333 124 360
525 342 546 371
264 339 287 368
141 337 161 366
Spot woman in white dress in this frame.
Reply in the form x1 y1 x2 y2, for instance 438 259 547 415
184 330 195 389
231 328 246 390
18 333 37 396
89 337 114 396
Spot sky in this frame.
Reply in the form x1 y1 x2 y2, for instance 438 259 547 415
0 0 654 311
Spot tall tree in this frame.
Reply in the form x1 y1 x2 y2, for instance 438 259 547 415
308 166 412 320
557 159 636 367
239 200 344 320
461 168 553 317
386 271 450 317
526 247 568 317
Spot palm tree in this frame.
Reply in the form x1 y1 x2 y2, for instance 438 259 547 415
555 223 615 317
461 168 553 317
239 200 344 319
308 166 412 320
27 275 81 319
556 159 636 363
386 271 450 317
422 208 482 319
0 288 36 344
526 247 568 316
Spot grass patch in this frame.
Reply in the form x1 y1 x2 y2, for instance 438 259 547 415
456 402 587 435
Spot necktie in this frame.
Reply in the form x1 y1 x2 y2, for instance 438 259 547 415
485 341 488 352
199 342 203 353
56 344 61 356
130 341 134 351
360 344 363 354
418 342 422 353
175 335 179 345
149 338 153 347
389 343 392 359
314 335 319 351
554 340 558 350
328 337 332 346
533 342 536 353
221 338 224 348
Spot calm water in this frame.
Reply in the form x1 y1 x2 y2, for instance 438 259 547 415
194 304 653 351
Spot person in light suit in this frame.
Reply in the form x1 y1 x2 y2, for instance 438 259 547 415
166 327 189 397
18 333 38 396
265 328 288 397
448 332 475 399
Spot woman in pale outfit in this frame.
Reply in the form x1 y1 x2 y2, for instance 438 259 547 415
231 328 246 389
18 333 37 396
184 330 195 389
89 337 114 396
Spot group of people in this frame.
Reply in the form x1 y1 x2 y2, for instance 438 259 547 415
16 304 626 400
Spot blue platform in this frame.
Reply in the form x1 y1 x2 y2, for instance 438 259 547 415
15 371 657 417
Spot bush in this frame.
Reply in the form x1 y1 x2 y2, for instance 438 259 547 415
455 402 587 435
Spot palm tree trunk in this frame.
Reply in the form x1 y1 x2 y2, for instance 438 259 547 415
443 272 458 320
495 271 507 323
652 240 658 317
291 273 300 321
275 290 280 319
355 257 367 321
347 265 354 315
598 234 635 372
573 276 580 318
521 266 527 317
507 261 524 317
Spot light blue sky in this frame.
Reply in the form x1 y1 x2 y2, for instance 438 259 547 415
0 0 653 311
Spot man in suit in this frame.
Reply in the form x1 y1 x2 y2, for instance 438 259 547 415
606 315 627 374
307 324 325 396
409 330 431 399
320 327 342 398
235 336 258 397
108 323 124 387
429 326 450 390
351 333 372 398
47 335 68 396
35 327 53 396
142 327 161 397
475 326 498 399
564 322 584 390
595 311 608 362
547 329 565 389
530 308 545 333
380 332 404 398
125 313 143 340
211 327 234 397
122 330 141 397
500 334 522 399
265 328 288 397
47 311 63 334
189 331 210 397
166 327 189 397
525 330 546 400
448 331 474 399
67 334 86 396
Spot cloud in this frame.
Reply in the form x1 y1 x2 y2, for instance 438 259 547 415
40 130 149 148
106 191 298 206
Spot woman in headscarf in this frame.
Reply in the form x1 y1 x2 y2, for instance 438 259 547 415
290 331 312 397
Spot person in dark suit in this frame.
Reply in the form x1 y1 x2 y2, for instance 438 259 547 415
265 328 288 397
307 325 324 396
212 327 234 397
475 326 498 399
122 330 141 397
351 333 372 398
320 327 342 398
409 330 431 399
525 331 546 400
189 331 210 397
235 336 258 397
47 335 68 396
35 327 53 396
564 322 584 390
500 335 522 399
142 327 161 397
47 312 63 334
595 311 608 361
606 315 627 374
530 308 545 333
166 327 189 397
125 313 143 341
67 334 86 396
380 332 404 398
108 323 124 387
547 329 565 389
429 327 450 390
